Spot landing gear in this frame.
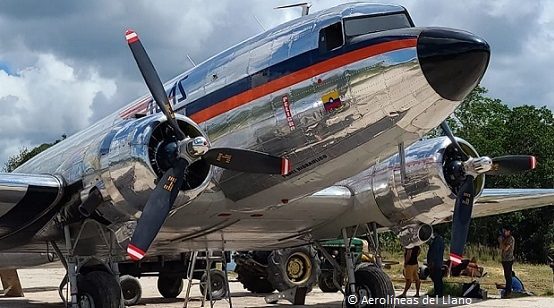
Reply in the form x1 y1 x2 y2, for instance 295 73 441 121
50 220 124 308
348 265 395 308
315 224 395 308
120 275 141 306
77 271 122 308
157 275 183 298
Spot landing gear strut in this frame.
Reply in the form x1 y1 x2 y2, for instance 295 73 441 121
315 225 395 308
51 220 124 308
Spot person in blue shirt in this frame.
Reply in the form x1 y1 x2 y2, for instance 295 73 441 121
427 234 445 297
496 271 525 295
511 271 524 292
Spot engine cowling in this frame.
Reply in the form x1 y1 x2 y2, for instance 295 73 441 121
97 113 212 216
372 136 484 227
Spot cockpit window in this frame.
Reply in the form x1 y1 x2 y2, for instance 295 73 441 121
319 22 344 52
344 13 412 37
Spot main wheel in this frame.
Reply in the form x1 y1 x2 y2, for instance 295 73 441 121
235 264 275 293
346 265 395 308
120 275 142 306
318 270 341 292
267 246 320 292
200 269 228 300
157 275 183 298
77 271 122 308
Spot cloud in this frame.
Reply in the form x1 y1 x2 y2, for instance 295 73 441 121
0 0 552 165
0 53 116 163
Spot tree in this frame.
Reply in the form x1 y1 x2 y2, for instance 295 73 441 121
3 135 66 172
445 86 554 263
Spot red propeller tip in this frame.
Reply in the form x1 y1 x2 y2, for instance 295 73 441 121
127 243 146 261
281 158 292 176
530 156 537 170
449 252 463 266
125 30 139 44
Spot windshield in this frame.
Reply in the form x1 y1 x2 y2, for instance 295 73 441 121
344 13 412 37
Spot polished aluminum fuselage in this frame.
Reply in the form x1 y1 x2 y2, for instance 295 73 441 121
13 4 466 254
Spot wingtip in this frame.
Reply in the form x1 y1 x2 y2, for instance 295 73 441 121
125 29 139 43
127 243 146 261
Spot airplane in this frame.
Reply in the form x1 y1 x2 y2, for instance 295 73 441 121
0 2 551 307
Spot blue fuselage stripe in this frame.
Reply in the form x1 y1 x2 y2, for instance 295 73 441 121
179 34 416 117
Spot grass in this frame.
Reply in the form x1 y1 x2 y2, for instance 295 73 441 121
426 282 464 297
380 248 554 297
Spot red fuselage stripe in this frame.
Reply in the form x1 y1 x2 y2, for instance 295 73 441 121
189 38 418 123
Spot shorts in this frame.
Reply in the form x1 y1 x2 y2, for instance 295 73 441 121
404 264 419 281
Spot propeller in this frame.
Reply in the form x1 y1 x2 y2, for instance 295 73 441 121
127 159 187 261
440 120 536 265
125 30 292 261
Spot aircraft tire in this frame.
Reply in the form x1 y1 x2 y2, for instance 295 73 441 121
267 245 320 292
199 269 228 300
157 275 183 298
235 264 275 293
346 264 394 308
120 275 142 306
77 270 122 308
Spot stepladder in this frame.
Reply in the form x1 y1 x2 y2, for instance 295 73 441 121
183 250 232 308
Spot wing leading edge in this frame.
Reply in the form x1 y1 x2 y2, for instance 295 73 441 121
0 173 67 249
473 188 554 218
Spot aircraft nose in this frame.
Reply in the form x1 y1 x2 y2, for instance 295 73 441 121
417 28 490 101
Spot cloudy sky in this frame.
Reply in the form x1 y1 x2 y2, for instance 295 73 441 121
0 0 552 165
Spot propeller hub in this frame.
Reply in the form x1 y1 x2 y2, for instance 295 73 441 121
186 136 210 157
177 136 210 162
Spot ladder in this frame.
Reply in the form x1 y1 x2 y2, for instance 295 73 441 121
183 249 233 308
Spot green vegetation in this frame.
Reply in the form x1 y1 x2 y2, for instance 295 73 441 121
426 282 463 297
440 86 554 264
3 135 66 172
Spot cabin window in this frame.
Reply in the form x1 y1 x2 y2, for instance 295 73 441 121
344 13 411 38
319 22 344 52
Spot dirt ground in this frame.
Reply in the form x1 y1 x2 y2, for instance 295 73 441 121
0 266 552 307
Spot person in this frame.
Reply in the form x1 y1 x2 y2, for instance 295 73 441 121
495 271 525 295
399 245 421 297
499 226 515 298
427 234 445 297
462 257 483 278
511 271 524 292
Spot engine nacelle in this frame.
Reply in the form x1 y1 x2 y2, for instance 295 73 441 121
97 113 212 216
372 136 484 226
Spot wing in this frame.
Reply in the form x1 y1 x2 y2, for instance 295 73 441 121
473 188 554 218
0 173 68 249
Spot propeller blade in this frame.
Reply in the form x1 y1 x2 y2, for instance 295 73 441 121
203 148 291 175
449 175 475 266
487 155 537 176
127 159 187 261
440 121 469 161
125 29 186 140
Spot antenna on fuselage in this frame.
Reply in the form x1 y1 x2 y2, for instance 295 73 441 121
275 2 312 16
186 54 196 67
253 15 267 31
